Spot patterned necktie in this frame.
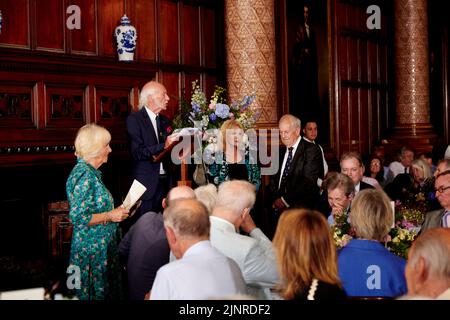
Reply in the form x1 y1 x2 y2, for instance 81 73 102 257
279 147 294 190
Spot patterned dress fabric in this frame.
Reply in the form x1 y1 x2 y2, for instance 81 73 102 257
207 149 261 191
66 159 122 300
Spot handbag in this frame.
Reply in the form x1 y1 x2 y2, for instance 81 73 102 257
193 163 208 186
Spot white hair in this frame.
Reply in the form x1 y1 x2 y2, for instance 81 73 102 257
214 180 256 217
138 81 159 110
194 184 218 215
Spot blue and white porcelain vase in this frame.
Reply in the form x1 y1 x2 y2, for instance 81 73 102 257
115 14 137 61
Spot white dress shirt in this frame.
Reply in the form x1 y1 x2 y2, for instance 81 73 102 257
388 161 408 178
144 107 165 174
303 137 328 186
209 216 279 299
150 240 246 300
279 136 302 189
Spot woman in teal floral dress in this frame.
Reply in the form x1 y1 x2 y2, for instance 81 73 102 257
66 124 129 300
207 120 261 191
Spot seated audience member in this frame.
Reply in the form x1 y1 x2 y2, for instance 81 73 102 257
194 183 218 215
420 170 450 233
364 156 385 188
119 186 195 300
150 199 246 299
273 209 347 300
324 173 355 225
338 189 407 298
434 159 450 178
373 145 394 185
317 152 372 217
385 159 435 207
388 147 414 178
210 180 279 299
400 228 450 300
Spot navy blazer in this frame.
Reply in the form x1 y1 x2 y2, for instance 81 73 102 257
126 108 172 200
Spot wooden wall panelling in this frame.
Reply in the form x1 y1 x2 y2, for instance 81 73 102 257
95 85 133 141
132 0 157 61
182 3 200 66
66 0 97 55
183 72 201 102
160 71 179 119
44 84 86 129
204 74 217 100
35 0 65 52
98 0 125 57
159 0 180 64
0 83 35 130
201 7 217 68
0 0 30 48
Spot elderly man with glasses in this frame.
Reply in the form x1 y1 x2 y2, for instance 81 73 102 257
420 170 450 233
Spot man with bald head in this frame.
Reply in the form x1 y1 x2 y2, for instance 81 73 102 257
401 228 450 299
119 186 195 300
267 114 323 236
126 81 179 219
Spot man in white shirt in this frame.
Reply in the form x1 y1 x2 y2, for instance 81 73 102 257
388 147 414 178
400 228 450 300
210 180 279 299
150 199 246 300
302 120 328 187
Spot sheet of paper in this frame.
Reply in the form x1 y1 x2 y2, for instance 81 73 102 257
173 127 200 137
122 179 147 210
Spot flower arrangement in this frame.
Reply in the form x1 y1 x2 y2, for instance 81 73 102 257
173 80 260 133
331 200 425 259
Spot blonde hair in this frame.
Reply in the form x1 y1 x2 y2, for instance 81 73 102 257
350 189 393 241
74 124 111 161
412 159 433 179
219 119 244 151
273 209 341 300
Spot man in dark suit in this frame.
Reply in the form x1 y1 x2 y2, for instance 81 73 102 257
421 170 450 234
267 114 324 236
119 185 195 300
126 81 179 220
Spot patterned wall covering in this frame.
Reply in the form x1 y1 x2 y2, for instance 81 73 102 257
224 0 278 127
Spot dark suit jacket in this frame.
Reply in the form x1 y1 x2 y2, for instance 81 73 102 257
118 212 169 300
420 209 445 234
269 138 324 209
126 108 172 200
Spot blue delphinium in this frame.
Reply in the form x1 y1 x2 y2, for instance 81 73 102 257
209 113 217 122
192 102 201 113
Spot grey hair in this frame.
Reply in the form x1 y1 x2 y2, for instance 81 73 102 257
194 184 218 215
214 180 256 217
408 228 450 280
279 114 301 129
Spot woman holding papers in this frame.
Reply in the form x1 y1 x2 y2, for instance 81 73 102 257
207 120 261 190
66 124 129 300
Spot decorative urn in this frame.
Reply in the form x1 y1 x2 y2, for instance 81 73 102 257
115 14 137 61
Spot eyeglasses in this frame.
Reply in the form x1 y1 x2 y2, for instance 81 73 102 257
435 185 450 193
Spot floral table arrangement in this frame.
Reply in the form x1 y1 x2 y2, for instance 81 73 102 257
331 198 426 259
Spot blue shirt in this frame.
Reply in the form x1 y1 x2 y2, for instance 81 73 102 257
338 239 407 297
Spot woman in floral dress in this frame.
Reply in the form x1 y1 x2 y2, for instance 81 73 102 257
206 119 261 191
66 124 129 300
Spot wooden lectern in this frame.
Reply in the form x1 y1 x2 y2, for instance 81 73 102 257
152 138 193 187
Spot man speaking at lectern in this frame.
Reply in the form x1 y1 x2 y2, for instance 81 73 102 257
126 81 179 220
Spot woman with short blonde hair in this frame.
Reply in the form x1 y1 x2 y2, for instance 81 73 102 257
67 123 129 300
273 209 346 300
338 189 407 298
